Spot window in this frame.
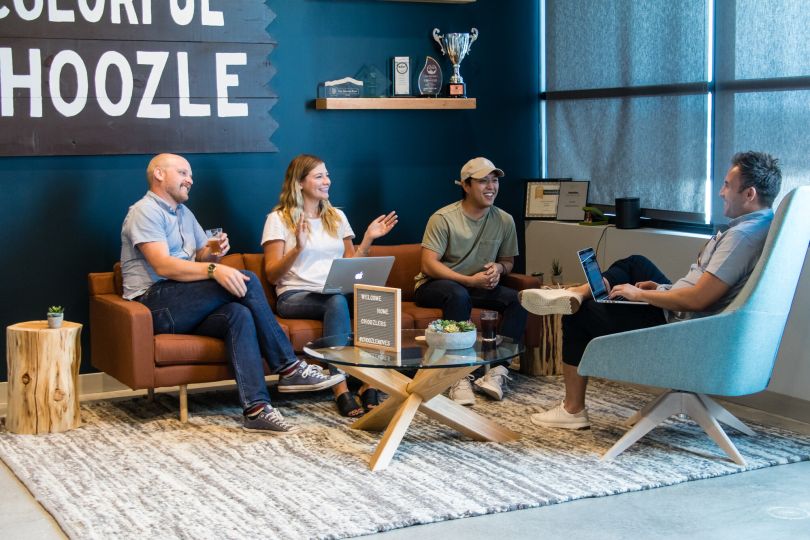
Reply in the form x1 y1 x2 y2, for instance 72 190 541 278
542 0 810 225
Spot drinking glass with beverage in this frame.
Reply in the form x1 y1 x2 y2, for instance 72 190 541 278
205 228 223 256
479 310 498 342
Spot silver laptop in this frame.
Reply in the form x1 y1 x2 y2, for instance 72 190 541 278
577 248 648 305
322 256 395 294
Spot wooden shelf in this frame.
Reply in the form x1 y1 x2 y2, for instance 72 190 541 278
315 97 476 110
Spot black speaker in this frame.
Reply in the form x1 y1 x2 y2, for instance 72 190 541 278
615 197 640 229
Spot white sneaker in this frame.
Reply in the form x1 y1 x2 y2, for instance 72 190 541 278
530 401 590 429
474 365 512 401
449 375 476 406
519 288 582 316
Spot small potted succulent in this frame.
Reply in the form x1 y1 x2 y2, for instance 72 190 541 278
551 259 564 286
47 306 64 329
425 319 477 350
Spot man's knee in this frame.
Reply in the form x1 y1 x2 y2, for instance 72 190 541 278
625 254 653 267
444 283 472 310
241 271 266 296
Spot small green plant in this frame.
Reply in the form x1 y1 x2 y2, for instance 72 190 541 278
428 319 476 333
47 306 64 314
551 259 563 275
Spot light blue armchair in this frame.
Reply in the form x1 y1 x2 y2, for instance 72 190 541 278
578 186 810 466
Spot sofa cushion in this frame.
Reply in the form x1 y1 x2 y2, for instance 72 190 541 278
367 244 421 301
154 334 228 366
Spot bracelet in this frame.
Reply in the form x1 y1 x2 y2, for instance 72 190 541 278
207 263 216 279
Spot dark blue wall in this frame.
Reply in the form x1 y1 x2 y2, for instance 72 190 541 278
0 0 539 379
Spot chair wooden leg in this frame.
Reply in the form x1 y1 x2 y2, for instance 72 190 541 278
146 388 155 402
697 394 756 436
179 384 188 423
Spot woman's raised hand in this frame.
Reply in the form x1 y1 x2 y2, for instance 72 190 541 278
295 216 310 250
365 211 398 240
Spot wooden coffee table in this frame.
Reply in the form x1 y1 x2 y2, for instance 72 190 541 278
304 329 522 471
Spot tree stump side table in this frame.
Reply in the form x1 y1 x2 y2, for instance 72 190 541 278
521 313 564 376
6 321 82 434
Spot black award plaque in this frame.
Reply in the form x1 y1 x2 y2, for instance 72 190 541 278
417 56 443 97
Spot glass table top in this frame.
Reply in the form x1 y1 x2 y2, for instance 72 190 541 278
303 329 522 370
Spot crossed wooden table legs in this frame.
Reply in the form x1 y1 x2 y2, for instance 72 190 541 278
338 364 521 471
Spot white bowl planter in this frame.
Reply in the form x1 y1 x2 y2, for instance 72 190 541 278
424 327 477 350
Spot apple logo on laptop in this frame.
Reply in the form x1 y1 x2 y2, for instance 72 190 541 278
354 271 364 280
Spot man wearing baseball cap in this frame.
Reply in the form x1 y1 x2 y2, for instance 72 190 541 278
414 157 528 405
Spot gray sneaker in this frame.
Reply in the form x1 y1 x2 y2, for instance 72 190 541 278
243 404 297 433
277 361 344 393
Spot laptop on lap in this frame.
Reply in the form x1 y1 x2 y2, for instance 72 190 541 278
577 248 648 305
321 256 395 294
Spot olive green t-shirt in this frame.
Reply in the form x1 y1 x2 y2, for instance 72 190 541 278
414 201 518 289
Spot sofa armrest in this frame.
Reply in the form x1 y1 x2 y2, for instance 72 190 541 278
89 293 156 390
502 273 542 291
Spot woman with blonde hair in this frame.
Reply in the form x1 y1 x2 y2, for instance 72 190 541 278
262 154 398 417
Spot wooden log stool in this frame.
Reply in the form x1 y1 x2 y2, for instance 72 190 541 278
6 321 82 434
521 313 564 376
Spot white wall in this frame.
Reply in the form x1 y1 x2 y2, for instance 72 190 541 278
525 221 810 402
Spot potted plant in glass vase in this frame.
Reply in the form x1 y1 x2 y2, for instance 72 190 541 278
551 259 563 286
47 306 64 329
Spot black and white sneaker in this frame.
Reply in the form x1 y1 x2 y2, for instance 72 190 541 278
243 404 297 433
277 361 344 393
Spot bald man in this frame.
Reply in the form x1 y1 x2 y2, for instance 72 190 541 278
121 154 342 433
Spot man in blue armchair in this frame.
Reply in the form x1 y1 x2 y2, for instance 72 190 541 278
520 151 782 429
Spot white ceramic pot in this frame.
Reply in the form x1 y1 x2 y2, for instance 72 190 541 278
424 328 477 350
551 274 563 286
47 313 64 329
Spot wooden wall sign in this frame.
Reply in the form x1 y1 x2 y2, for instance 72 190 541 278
0 2 278 155
353 284 401 352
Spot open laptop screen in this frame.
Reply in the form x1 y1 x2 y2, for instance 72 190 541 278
578 248 608 298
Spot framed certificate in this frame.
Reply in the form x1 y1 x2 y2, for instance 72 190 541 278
555 181 590 221
525 179 569 219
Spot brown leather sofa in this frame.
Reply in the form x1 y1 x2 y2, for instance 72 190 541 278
88 243 541 420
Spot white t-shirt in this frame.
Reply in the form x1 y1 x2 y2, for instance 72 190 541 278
261 209 355 295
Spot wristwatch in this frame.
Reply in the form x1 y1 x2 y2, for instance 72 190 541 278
207 263 216 279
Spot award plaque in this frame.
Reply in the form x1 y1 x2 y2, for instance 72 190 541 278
317 77 363 98
355 64 390 97
556 181 590 221
391 56 411 96
417 56 443 97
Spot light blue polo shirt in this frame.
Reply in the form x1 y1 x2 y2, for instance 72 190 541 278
120 191 207 300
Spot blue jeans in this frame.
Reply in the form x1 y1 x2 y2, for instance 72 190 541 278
276 290 352 376
276 290 352 338
562 255 671 367
137 271 298 410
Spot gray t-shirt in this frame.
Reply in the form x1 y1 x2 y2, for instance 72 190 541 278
120 191 207 300
664 208 774 322
415 201 518 289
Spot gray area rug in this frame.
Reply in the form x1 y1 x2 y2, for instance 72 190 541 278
1 375 809 539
